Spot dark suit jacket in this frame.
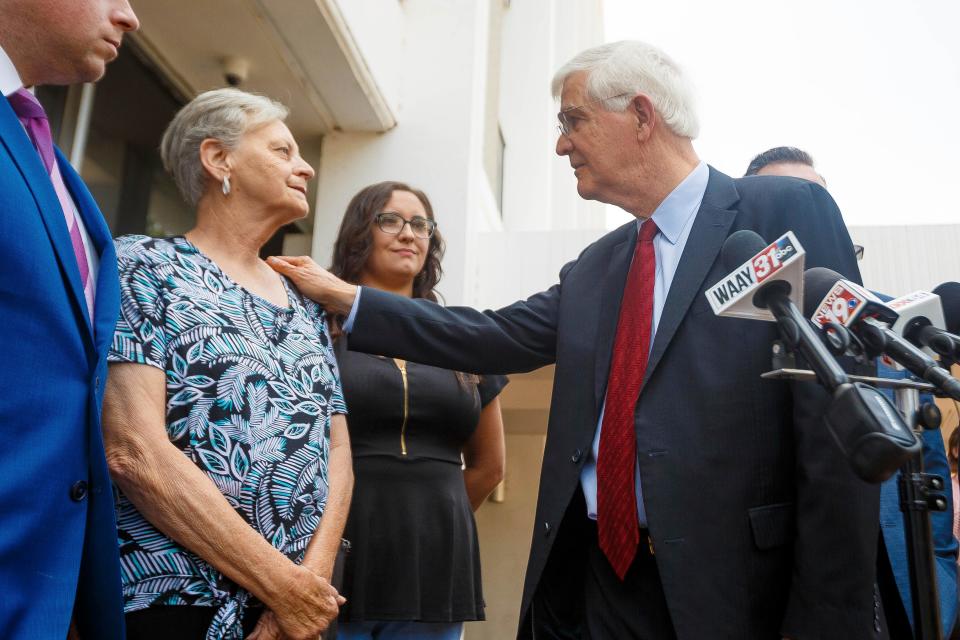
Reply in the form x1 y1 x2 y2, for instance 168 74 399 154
347 168 880 639
0 97 123 638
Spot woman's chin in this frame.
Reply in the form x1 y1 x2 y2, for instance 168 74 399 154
379 266 419 287
290 203 310 220
272 204 310 227
390 270 419 284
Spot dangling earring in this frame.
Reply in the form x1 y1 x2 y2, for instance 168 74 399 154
222 175 231 196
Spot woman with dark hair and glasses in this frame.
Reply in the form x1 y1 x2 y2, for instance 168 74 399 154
271 181 507 640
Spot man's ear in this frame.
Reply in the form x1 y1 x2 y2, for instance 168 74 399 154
199 138 231 182
631 94 657 141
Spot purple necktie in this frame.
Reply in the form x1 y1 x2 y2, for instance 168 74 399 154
8 88 94 318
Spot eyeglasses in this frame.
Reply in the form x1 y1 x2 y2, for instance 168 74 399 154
556 92 631 137
375 212 437 239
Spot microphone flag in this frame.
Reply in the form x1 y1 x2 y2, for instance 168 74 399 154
706 231 805 321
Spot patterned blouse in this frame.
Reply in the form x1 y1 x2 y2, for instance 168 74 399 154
109 235 347 638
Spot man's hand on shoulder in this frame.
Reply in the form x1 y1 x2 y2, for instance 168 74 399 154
267 255 358 315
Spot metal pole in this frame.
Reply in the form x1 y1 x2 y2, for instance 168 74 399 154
893 386 942 640
69 83 96 172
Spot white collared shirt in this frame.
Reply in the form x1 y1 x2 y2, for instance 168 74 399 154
0 45 22 95
580 161 710 526
1 43 99 312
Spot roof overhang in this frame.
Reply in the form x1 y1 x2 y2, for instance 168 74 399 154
130 0 397 135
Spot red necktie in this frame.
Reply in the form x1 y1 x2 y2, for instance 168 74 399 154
597 218 658 580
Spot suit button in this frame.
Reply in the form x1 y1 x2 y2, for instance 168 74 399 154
543 521 551 536
95 375 101 388
70 481 88 502
571 449 582 463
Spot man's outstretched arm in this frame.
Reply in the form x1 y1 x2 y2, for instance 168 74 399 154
269 254 571 374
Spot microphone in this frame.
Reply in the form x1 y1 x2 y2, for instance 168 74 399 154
933 282 960 334
802 273 895 359
711 231 918 482
887 290 960 360
708 229 805 321
930 282 960 361
718 230 846 390
806 268 960 402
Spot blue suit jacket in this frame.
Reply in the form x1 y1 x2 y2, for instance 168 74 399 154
0 96 123 638
876 362 958 638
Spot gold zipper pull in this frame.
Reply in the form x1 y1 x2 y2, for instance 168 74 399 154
393 358 409 455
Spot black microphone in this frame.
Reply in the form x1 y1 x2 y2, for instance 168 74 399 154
907 324 959 359
929 282 960 359
719 231 917 482
933 282 960 334
721 231 848 390
805 268 960 402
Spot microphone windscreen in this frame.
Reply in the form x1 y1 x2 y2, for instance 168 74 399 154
802 267 845 315
932 282 960 334
721 230 767 272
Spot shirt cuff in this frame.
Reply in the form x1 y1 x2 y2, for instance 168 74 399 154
342 286 362 333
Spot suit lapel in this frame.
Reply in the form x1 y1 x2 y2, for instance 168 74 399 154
594 222 637 409
0 99 93 341
57 148 118 352
57 149 108 256
644 168 739 385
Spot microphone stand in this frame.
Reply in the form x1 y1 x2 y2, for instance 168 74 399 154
763 364 947 640
893 385 946 640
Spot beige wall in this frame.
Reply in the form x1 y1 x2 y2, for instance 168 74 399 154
466 432 546 640
935 364 960 453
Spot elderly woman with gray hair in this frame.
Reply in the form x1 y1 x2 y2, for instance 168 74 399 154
102 88 352 640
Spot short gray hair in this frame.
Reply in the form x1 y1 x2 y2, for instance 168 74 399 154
551 40 699 139
160 88 289 206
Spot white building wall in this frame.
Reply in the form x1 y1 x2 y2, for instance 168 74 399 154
311 0 495 305
331 0 404 115
498 1 557 232
471 0 606 309
849 224 960 296
499 0 606 234
473 227 608 309
548 0 606 232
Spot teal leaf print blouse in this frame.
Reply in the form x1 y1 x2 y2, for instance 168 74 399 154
108 235 347 638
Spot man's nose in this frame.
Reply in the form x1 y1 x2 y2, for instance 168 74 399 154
113 1 140 32
556 133 572 156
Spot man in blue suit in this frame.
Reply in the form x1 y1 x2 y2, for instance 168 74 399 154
0 1 139 638
746 146 959 638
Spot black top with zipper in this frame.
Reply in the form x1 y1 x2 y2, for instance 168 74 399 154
335 338 507 623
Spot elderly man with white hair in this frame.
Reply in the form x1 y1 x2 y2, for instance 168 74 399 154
270 41 879 639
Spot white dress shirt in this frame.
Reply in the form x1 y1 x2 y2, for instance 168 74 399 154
580 161 709 526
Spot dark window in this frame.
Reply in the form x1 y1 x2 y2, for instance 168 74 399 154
76 42 190 237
